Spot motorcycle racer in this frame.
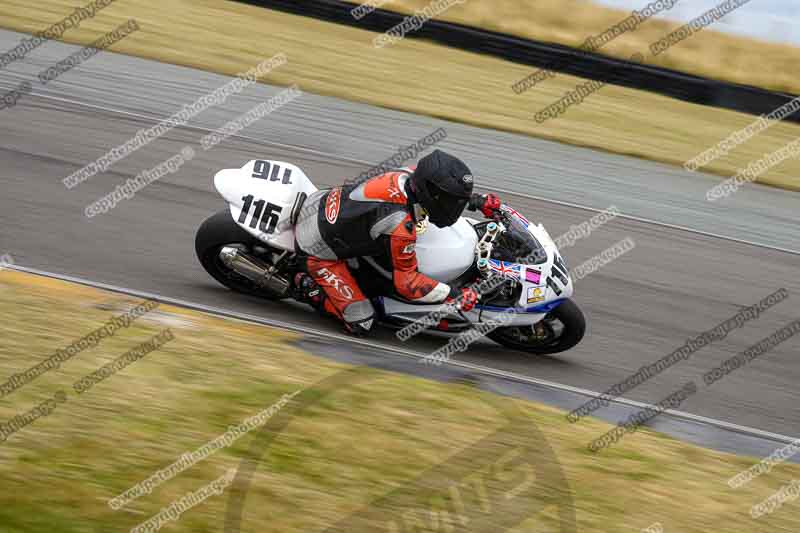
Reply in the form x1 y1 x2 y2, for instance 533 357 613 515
292 149 503 335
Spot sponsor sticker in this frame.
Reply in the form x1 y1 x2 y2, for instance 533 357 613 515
325 188 342 224
527 286 545 304
525 268 542 284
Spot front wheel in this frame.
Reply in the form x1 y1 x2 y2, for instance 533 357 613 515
487 299 585 355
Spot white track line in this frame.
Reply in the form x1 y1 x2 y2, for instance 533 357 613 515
25 91 800 256
7 263 799 446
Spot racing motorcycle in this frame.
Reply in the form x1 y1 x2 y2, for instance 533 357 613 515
195 159 585 354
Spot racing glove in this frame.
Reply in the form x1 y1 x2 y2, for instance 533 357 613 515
446 287 479 312
468 193 502 218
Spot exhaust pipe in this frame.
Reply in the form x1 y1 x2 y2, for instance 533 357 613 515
219 246 290 297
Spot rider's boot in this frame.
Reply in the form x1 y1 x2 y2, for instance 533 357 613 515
293 273 323 308
293 272 374 336
343 315 374 337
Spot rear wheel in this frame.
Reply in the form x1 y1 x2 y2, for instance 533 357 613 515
487 299 585 355
195 210 289 300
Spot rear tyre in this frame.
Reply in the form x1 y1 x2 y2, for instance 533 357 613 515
195 209 287 300
487 299 585 355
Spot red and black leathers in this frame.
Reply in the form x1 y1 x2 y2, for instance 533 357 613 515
294 165 503 333
295 168 459 330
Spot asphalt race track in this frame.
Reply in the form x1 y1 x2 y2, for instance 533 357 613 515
1 30 798 444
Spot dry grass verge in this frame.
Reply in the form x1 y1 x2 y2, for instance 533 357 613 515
1 269 800 531
369 0 800 95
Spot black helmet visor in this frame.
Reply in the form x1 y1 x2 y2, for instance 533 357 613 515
426 181 469 227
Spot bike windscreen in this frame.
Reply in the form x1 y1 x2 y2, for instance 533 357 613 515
493 216 547 265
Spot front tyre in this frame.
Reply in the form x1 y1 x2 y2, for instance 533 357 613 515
487 299 585 355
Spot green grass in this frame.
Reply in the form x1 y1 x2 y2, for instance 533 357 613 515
1 270 800 531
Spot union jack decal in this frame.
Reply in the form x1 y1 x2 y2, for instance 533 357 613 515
488 259 521 279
